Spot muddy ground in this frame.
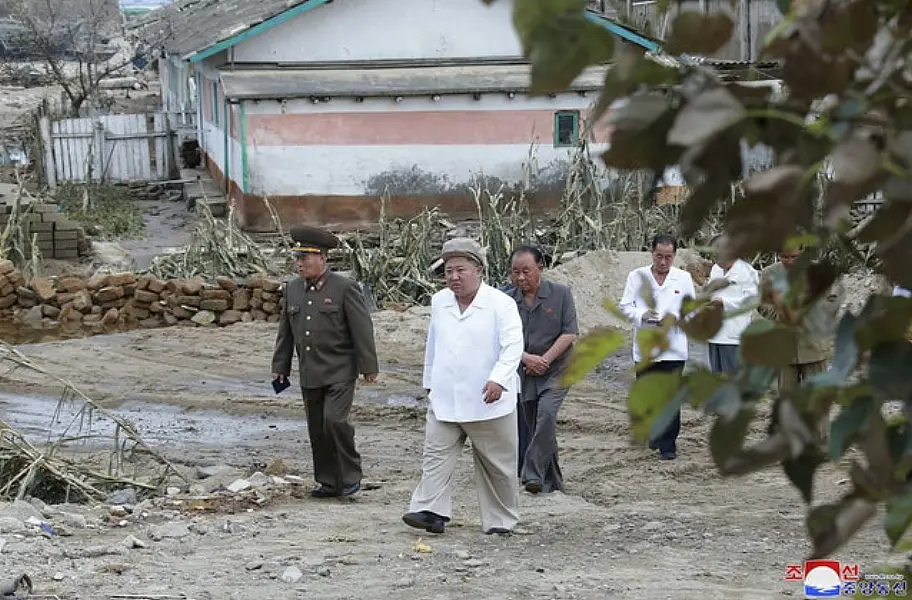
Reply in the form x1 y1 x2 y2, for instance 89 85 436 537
0 303 903 599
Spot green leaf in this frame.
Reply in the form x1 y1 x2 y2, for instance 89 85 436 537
679 302 723 342
627 371 682 441
783 448 825 504
854 296 912 350
885 489 912 546
685 368 729 408
807 311 859 387
709 407 755 471
649 387 689 442
636 327 670 366
667 88 746 149
740 320 798 367
776 0 790 15
589 48 681 125
665 12 735 56
807 495 878 559
868 340 912 400
636 270 656 309
828 396 876 460
560 327 625 387
513 0 615 95
603 299 630 323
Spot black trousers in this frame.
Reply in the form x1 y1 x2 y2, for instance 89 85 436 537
636 360 685 453
302 381 362 490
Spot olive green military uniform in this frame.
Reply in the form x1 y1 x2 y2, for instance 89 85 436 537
759 261 845 391
271 228 379 495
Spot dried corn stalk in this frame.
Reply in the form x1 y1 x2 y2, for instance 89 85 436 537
145 197 272 279
0 341 183 503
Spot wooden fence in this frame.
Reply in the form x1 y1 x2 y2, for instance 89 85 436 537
38 111 191 188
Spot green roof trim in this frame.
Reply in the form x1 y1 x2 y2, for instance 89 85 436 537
188 0 334 63
186 1 660 64
584 11 662 53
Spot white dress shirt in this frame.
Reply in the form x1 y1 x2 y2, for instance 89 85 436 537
423 282 523 423
707 259 759 345
619 266 696 363
893 285 911 298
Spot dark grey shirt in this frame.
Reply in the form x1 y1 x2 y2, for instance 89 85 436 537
508 279 580 378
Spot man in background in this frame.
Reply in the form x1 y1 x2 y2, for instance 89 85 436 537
759 247 844 392
706 234 759 373
271 225 379 499
619 234 696 460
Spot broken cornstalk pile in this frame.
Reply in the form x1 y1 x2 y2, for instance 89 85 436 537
0 342 182 503
345 196 446 307
145 200 274 280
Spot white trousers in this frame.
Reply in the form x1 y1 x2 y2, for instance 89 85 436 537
408 408 520 532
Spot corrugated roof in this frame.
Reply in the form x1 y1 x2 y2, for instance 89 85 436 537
129 0 323 60
129 0 659 63
219 64 609 100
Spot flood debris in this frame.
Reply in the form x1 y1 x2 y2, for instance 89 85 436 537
0 340 183 504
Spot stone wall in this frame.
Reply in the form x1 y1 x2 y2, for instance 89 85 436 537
0 260 286 331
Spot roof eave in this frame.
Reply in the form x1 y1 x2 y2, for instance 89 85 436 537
186 0 333 64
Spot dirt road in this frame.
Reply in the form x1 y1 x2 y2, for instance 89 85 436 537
0 308 901 600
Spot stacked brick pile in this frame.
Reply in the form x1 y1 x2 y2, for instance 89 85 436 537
0 202 88 259
4 268 286 331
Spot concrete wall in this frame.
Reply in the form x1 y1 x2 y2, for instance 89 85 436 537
233 0 524 63
243 92 596 197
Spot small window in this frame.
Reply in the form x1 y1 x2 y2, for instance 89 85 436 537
554 110 580 147
212 80 219 126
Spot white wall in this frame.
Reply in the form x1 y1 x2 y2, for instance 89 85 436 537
233 0 523 63
244 91 593 196
247 144 571 196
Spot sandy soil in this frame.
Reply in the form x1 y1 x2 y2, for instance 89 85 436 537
0 251 901 600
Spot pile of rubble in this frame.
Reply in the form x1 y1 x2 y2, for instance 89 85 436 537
4 266 286 331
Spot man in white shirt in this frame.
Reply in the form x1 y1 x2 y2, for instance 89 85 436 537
403 238 524 535
619 234 696 460
706 234 759 373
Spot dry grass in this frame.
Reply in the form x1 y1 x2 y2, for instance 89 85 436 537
0 173 45 281
0 341 182 503
345 194 444 306
145 194 273 280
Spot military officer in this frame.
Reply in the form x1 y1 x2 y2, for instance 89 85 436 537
271 225 380 498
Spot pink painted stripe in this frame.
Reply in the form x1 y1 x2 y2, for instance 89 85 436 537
247 109 599 146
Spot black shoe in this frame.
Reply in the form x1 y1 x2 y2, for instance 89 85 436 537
648 441 658 451
660 451 677 460
402 511 447 534
485 527 512 536
342 482 360 497
311 485 337 498
524 481 543 494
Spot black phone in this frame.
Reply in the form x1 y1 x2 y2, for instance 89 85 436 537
272 376 291 394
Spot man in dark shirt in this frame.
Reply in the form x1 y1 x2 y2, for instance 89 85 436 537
507 245 579 493
271 225 379 498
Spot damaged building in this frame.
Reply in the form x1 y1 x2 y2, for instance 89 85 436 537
132 0 660 230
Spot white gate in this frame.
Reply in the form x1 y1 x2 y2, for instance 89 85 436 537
39 112 177 188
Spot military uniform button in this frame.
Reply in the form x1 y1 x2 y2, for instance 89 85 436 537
306 316 311 320
307 301 313 306
305 331 310 336
305 346 311 351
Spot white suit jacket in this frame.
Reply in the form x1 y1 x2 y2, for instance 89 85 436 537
423 283 523 423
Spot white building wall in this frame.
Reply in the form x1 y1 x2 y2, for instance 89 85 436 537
197 60 227 180
243 92 596 197
233 0 523 63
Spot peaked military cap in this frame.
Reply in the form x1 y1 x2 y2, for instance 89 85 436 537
289 225 340 255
